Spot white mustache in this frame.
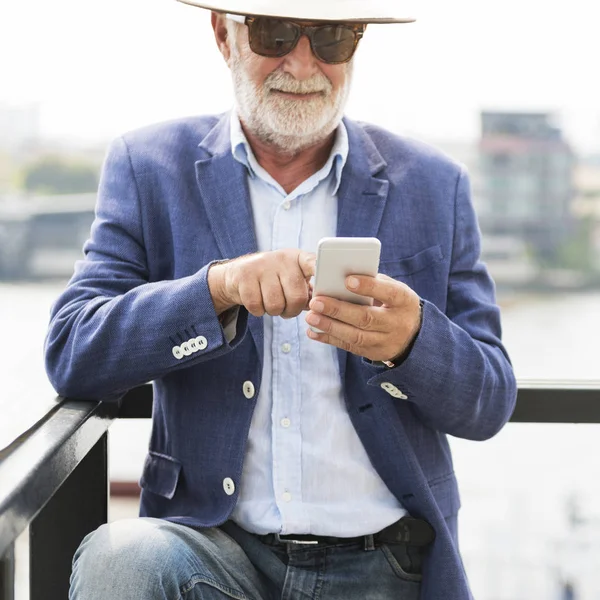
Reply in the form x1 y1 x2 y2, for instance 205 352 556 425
265 71 332 95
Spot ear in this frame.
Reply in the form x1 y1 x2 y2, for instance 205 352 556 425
211 12 231 62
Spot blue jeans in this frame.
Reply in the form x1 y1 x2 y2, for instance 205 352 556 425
70 518 423 599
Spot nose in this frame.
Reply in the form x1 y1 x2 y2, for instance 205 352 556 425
281 35 321 80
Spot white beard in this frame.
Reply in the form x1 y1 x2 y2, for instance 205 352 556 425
229 34 353 154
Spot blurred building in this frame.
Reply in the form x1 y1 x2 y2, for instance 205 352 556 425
478 111 575 264
572 156 600 270
573 156 600 214
0 192 95 279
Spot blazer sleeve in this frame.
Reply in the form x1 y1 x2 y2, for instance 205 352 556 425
366 167 517 441
44 137 248 401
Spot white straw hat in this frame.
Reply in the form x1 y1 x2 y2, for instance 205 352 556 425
175 0 416 24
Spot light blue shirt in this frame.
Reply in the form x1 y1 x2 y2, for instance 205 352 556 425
229 112 406 536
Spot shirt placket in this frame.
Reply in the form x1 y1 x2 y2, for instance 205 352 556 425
270 192 307 533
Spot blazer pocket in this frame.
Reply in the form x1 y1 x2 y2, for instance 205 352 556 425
379 244 443 278
139 450 182 499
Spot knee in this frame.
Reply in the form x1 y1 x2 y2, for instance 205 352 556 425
74 517 177 568
71 518 186 598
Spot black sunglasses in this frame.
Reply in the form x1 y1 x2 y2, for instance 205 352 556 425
230 15 365 65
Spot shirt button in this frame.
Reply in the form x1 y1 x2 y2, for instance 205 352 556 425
283 200 291 210
172 346 183 360
243 381 255 399
281 418 291 428
380 382 408 400
281 343 291 354
196 336 208 350
223 478 235 496
282 491 292 502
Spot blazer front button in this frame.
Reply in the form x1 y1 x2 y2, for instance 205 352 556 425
223 477 235 495
172 346 183 360
242 381 255 399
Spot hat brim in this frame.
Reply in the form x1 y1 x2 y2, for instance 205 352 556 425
176 0 416 24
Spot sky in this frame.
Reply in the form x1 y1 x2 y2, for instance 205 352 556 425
2 0 599 151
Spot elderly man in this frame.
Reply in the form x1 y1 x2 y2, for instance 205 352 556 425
44 0 517 598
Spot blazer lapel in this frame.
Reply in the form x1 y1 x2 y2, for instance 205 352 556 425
335 119 390 380
194 114 264 362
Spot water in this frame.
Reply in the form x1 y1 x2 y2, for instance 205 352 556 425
1 281 599 599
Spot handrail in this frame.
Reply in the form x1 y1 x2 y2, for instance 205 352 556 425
511 380 600 423
1 382 600 600
0 401 116 557
0 400 116 600
116 381 600 423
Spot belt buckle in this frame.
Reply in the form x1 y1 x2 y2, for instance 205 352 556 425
274 533 319 545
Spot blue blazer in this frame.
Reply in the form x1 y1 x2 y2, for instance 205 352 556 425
45 113 517 600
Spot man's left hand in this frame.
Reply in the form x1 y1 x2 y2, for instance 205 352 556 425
305 274 422 363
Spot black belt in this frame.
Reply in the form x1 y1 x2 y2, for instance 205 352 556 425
256 517 435 548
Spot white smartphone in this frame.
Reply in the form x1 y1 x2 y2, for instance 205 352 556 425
310 237 381 333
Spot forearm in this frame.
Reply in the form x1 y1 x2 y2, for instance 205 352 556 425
45 263 247 400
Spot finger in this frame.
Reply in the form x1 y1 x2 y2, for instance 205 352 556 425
309 296 385 331
260 274 287 316
239 278 265 317
305 310 376 350
306 324 386 360
305 319 400 363
345 274 410 307
298 251 317 279
307 326 354 354
280 271 311 318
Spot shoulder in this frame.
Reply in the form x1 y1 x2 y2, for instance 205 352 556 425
347 119 465 181
113 114 224 166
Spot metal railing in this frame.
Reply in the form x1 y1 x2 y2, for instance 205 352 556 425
1 382 599 600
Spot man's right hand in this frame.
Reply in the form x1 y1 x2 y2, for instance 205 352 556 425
207 249 316 318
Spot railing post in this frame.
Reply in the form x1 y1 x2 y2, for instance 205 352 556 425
0 545 14 600
29 432 108 600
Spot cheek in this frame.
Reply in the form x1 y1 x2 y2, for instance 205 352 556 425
246 52 283 86
321 65 347 92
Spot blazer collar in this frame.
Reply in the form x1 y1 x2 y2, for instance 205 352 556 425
195 114 390 246
195 113 258 262
337 117 389 238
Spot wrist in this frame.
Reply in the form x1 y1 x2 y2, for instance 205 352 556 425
382 299 424 368
207 262 235 315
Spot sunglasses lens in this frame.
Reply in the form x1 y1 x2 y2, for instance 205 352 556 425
250 18 299 57
312 25 357 63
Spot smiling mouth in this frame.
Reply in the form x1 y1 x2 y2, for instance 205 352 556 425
271 90 324 98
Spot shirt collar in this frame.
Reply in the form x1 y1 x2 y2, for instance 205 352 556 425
230 109 348 196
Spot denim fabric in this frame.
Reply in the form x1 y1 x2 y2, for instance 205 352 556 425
70 518 422 600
